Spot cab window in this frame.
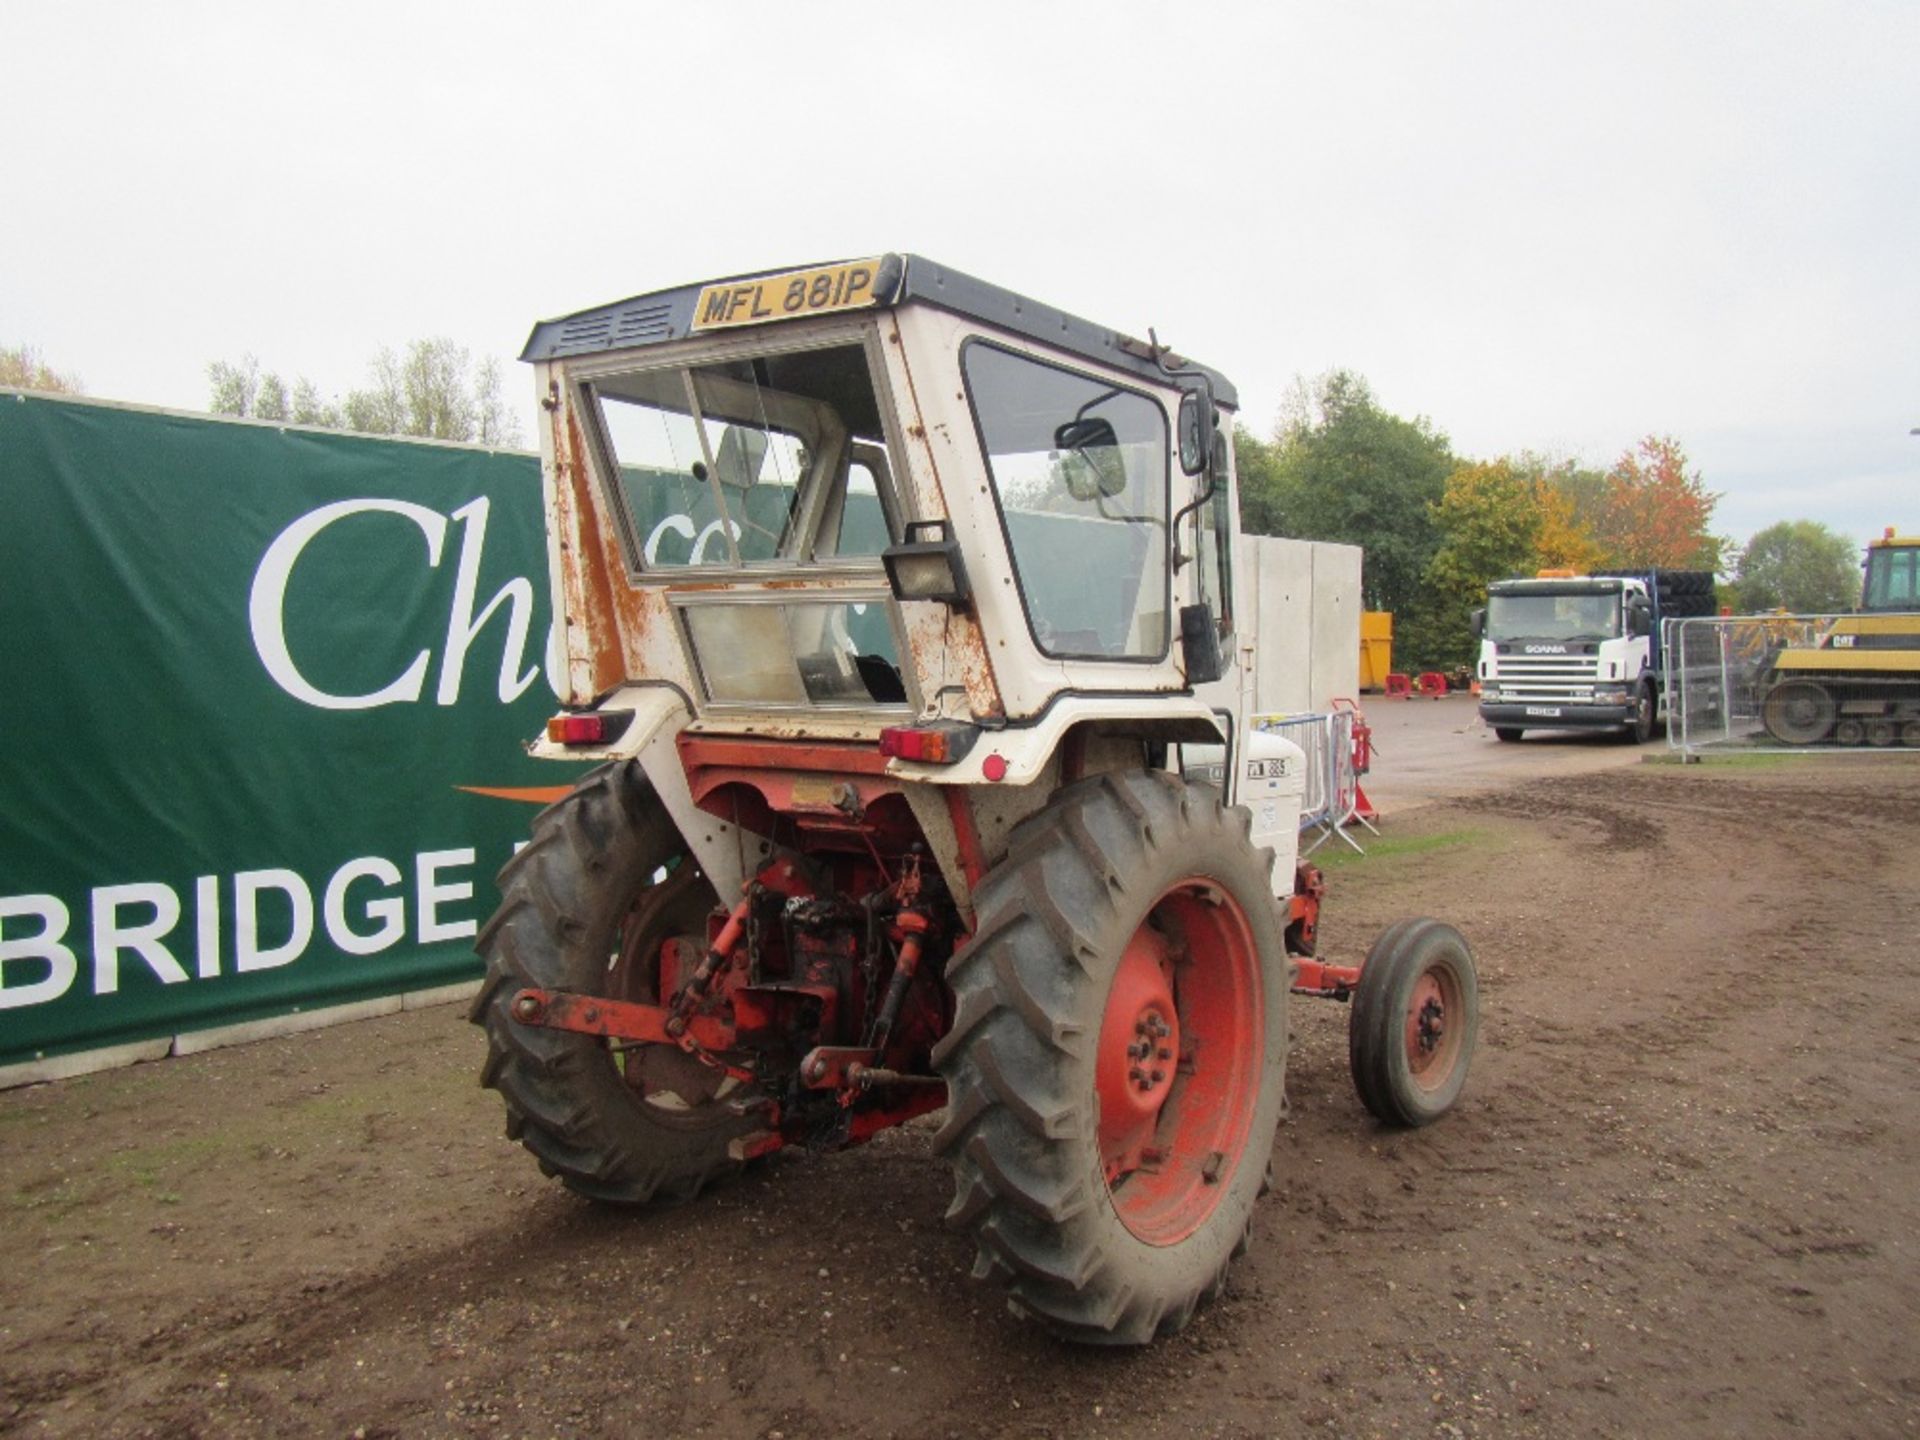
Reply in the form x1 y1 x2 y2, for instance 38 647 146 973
962 343 1169 660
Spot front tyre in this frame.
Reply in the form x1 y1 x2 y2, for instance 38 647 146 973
1349 919 1479 1127
471 761 762 1204
933 770 1289 1345
1624 683 1656 744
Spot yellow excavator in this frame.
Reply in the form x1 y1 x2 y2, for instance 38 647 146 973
1762 528 1920 745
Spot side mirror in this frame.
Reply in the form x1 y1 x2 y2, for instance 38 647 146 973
1628 603 1652 638
1180 603 1225 684
1177 381 1215 476
712 424 769 489
1052 416 1127 501
1470 607 1486 640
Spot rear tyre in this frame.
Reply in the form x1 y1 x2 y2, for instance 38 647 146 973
471 761 761 1204
1494 727 1524 743
933 770 1289 1345
1349 919 1478 1127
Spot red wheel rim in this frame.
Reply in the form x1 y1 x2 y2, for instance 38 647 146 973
1097 879 1263 1246
1403 963 1464 1092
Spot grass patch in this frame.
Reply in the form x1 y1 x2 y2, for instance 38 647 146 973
1312 827 1491 869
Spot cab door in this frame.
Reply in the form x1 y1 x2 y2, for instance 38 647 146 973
1185 428 1248 803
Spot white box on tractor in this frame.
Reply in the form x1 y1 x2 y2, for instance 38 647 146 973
474 255 1479 1344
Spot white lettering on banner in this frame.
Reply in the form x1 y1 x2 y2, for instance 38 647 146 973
644 514 695 565
250 498 446 710
417 849 477 944
91 883 189 994
0 896 79 1011
323 857 406 956
250 496 553 712
234 869 315 973
643 515 742 566
438 498 541 706
0 849 493 1012
195 875 220 980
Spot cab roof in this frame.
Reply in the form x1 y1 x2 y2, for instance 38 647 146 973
520 253 1238 408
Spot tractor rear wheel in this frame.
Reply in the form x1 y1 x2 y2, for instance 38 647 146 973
472 761 762 1204
1349 919 1479 1127
933 770 1288 1345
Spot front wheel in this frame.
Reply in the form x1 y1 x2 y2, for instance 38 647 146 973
1349 919 1478 1127
933 770 1289 1345
1493 727 1524 743
1624 684 1655 744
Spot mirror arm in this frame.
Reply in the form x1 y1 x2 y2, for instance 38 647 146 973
1168 473 1219 573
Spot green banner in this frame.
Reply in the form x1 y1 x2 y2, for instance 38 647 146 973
0 392 582 1065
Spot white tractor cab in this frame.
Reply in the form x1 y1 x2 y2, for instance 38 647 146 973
475 255 1478 1344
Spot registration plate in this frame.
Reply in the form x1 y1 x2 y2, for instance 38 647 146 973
692 258 886 331
1524 705 1563 717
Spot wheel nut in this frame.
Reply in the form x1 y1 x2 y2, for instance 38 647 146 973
511 994 543 1022
1151 1069 1165 1084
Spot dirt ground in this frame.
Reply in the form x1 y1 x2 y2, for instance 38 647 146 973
6 748 1920 1439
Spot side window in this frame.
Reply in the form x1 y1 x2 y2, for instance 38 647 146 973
1195 429 1233 638
833 453 892 558
962 343 1170 660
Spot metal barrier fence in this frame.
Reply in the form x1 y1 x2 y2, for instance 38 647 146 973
1252 709 1377 853
1665 613 1920 756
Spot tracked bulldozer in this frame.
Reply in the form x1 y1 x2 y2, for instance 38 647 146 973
1762 528 1920 746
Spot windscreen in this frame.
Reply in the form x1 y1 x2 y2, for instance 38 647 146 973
1863 546 1917 612
1486 591 1621 642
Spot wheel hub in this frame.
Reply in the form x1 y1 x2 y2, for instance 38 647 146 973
1097 929 1180 1167
1404 967 1463 1089
1415 995 1445 1055
1095 880 1264 1247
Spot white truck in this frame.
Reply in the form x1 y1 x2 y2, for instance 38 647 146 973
1473 569 1717 742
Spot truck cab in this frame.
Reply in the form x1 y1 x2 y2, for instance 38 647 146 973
1474 573 1660 742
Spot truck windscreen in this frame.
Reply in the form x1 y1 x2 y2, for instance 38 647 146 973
1487 592 1621 642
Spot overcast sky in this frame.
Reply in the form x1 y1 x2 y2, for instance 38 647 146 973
5 0 1914 556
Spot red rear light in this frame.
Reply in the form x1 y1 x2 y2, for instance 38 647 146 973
547 713 609 746
878 723 978 765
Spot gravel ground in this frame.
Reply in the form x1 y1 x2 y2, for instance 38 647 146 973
4 752 1919 1439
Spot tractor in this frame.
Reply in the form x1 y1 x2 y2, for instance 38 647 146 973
473 255 1479 1343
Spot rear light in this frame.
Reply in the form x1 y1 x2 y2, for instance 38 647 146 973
545 710 633 747
878 722 979 765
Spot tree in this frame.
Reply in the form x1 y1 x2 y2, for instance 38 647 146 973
1231 424 1286 535
1533 478 1604 572
1730 520 1861 613
1411 459 1546 667
1591 435 1724 571
1238 369 1454 618
1 345 83 394
208 338 522 446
